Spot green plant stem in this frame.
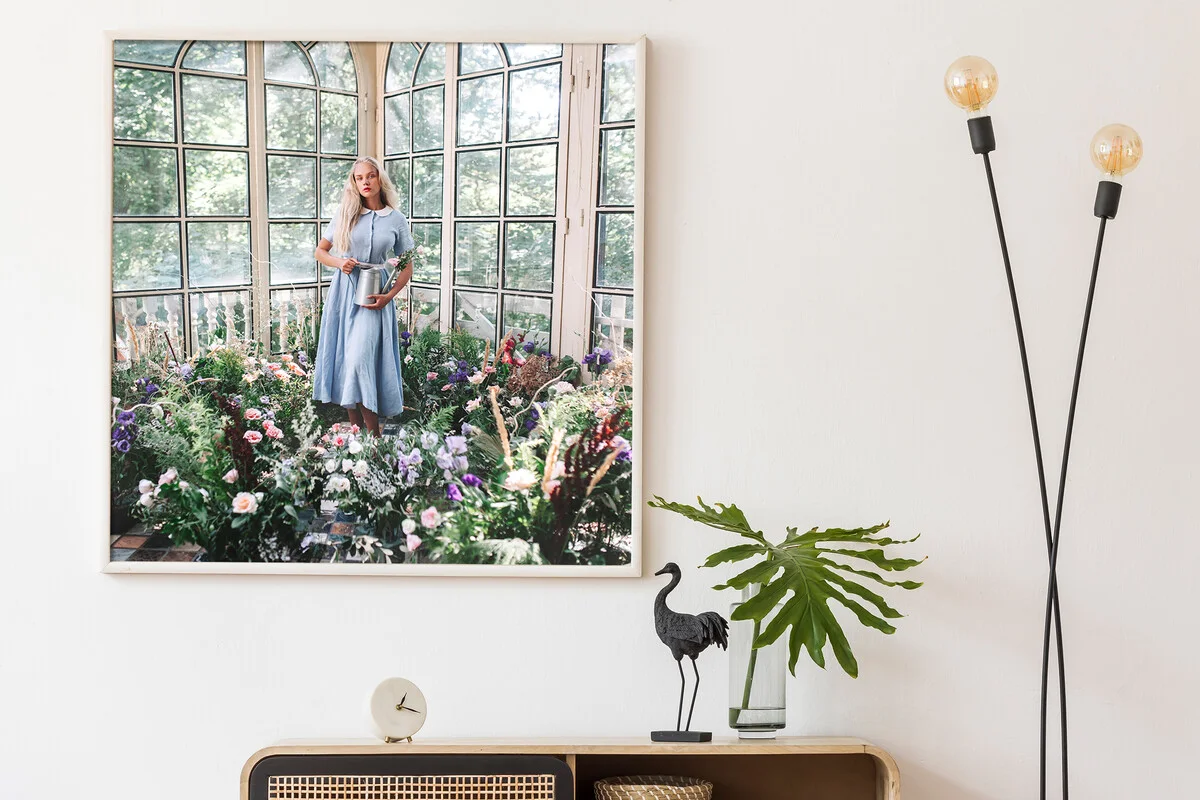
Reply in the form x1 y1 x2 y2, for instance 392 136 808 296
738 617 761 723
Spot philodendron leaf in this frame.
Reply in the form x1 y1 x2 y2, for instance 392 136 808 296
648 495 924 679
702 543 766 568
647 496 766 540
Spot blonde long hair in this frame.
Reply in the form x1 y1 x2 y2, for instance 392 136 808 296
332 156 401 255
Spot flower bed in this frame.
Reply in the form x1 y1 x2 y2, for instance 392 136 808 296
111 324 633 565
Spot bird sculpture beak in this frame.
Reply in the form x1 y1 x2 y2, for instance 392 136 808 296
654 566 668 576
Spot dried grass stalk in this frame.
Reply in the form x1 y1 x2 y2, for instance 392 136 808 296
488 385 514 468
542 428 565 495
585 447 623 496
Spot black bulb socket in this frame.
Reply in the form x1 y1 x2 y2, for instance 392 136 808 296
1094 180 1122 220
967 116 996 154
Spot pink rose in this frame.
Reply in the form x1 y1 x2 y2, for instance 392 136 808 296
441 384 453 391
244 408 263 420
222 468 238 483
231 492 258 514
349 424 360 434
420 506 442 529
244 430 263 444
265 425 284 440
427 371 439 380
406 533 422 551
332 435 346 447
330 423 341 433
484 366 496 374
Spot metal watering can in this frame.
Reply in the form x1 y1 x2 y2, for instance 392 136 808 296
353 261 399 307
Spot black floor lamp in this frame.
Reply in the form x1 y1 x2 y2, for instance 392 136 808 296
943 55 1143 800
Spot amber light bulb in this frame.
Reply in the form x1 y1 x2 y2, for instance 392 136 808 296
1090 124 1143 181
944 56 999 115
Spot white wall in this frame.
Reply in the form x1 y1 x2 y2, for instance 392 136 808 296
3 1 1198 798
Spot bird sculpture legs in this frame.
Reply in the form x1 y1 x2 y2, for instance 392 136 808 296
685 658 700 731
671 658 703 732
674 660 685 731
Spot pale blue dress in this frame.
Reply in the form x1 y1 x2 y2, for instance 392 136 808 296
311 204 414 418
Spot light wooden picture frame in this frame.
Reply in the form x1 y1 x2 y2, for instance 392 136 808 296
103 32 645 576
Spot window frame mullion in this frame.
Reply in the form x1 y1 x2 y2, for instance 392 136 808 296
246 41 271 349
440 43 460 335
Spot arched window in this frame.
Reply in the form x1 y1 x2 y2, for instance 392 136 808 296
591 44 636 353
112 40 252 359
111 40 362 358
383 42 568 351
262 41 360 352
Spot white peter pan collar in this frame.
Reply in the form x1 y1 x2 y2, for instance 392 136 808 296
359 205 394 216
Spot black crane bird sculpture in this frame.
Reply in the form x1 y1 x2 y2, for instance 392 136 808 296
651 562 729 742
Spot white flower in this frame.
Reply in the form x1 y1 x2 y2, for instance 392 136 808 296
404 354 413 364
420 506 442 528
552 460 565 480
565 433 581 447
327 475 351 493
138 479 155 495
157 468 178 486
222 469 239 483
352 459 369 477
502 468 539 492
551 381 575 394
325 459 337 473
508 396 523 408
465 398 481 412
467 371 485 385
198 488 209 499
342 458 354 472
137 492 155 508
401 518 417 535
112 396 120 406
151 404 165 419
348 439 363 455
178 481 190 490
231 492 259 514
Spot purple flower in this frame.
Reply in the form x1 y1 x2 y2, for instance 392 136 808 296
179 364 194 379
583 352 596 365
523 341 536 353
598 349 613 365
462 473 483 488
116 410 136 426
461 422 473 436
454 456 469 471
435 448 454 470
297 351 309 364
114 439 131 454
400 331 412 342
446 484 463 502
445 435 468 455
524 419 536 431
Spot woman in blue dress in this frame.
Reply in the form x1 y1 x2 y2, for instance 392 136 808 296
312 155 415 435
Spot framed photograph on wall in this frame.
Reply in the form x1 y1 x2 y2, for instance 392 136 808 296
105 35 644 575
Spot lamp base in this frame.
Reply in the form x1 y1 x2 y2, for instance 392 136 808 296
650 731 712 743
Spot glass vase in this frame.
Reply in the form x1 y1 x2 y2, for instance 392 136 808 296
728 583 786 737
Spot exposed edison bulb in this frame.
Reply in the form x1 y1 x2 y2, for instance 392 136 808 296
1090 124 1143 179
944 56 999 114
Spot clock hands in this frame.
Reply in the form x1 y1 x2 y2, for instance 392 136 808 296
394 692 423 715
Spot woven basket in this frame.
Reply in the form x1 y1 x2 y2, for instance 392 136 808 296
594 775 714 800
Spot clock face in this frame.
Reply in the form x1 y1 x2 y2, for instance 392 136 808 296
370 677 427 741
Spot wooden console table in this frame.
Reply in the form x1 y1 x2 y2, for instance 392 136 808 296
241 738 900 800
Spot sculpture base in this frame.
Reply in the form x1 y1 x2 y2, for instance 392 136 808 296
650 731 712 742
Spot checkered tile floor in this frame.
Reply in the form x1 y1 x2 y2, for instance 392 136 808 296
110 527 203 562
